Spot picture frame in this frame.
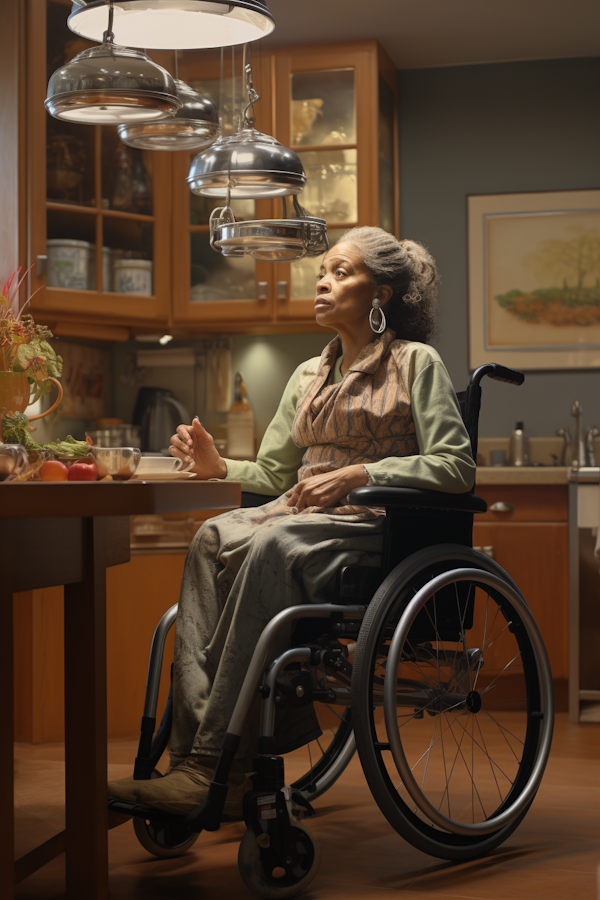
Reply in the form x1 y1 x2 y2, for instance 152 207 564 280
468 189 600 370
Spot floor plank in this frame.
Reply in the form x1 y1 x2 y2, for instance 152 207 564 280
14 713 600 899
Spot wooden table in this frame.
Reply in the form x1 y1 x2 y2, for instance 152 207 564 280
1 480 240 900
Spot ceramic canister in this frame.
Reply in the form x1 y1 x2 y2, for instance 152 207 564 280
47 238 90 289
113 259 153 296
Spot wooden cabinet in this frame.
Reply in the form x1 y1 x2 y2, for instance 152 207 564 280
27 0 173 335
23 4 398 337
474 485 569 710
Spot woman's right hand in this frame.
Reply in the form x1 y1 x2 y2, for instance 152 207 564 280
169 418 227 480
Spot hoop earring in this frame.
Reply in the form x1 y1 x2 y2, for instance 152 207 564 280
369 297 386 334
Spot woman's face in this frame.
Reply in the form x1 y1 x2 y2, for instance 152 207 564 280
314 241 380 332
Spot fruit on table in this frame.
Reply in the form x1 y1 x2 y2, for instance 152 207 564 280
40 459 69 482
67 459 98 481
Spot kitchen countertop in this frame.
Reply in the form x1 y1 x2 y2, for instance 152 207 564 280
476 466 570 485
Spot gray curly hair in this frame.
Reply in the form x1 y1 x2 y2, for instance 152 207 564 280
339 226 439 343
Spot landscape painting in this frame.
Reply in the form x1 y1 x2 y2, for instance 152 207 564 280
469 190 600 370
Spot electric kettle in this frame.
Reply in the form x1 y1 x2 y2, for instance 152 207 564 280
132 387 191 453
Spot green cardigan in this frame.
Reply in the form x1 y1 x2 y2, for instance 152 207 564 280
224 342 475 496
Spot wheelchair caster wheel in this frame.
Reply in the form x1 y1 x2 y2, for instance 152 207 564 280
133 816 200 859
238 820 320 898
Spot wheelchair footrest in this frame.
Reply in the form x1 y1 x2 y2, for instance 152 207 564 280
107 797 204 832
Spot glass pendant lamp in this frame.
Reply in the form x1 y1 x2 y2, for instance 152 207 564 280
67 0 275 50
118 79 220 150
45 4 181 124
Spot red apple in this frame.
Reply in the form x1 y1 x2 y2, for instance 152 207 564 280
67 459 98 481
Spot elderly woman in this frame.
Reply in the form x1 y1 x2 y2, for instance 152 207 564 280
108 226 475 819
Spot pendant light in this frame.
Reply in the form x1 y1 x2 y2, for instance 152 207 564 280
188 62 306 199
45 3 181 125
118 78 220 150
210 194 329 261
67 1 275 50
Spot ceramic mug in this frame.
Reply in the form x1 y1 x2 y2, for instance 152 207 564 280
0 443 29 482
136 456 184 475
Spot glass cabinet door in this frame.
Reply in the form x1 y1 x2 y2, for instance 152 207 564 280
272 44 398 323
171 53 275 325
29 0 172 325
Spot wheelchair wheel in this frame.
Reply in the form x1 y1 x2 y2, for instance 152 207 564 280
238 820 320 898
291 707 355 803
352 545 554 861
133 816 200 858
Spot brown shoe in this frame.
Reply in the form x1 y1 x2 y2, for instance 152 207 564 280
133 756 251 821
107 776 143 803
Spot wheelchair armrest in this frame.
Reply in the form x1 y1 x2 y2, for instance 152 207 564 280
348 486 488 514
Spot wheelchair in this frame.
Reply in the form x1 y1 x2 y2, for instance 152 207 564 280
109 362 554 898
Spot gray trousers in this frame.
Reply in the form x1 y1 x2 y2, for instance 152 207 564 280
169 499 385 769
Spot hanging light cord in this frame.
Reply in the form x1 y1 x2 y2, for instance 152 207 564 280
242 45 260 128
102 1 115 44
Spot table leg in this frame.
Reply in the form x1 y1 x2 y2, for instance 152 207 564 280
0 523 14 900
63 517 109 900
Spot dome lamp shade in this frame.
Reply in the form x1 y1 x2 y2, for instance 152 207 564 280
45 42 181 125
187 62 305 199
118 79 220 150
67 0 275 51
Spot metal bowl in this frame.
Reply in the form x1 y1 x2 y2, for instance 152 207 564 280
188 127 306 198
45 42 180 124
212 216 328 261
91 447 141 480
118 79 221 151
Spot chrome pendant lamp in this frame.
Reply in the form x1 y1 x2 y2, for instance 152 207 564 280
67 1 275 50
45 3 181 124
187 63 306 199
210 193 329 262
118 78 220 150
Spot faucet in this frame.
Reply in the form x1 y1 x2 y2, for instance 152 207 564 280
586 426 599 467
555 427 572 467
570 401 587 469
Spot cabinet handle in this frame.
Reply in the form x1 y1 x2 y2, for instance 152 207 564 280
490 501 514 513
36 254 48 277
257 281 268 301
276 280 288 301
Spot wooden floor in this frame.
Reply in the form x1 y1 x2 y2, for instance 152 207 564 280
14 714 600 900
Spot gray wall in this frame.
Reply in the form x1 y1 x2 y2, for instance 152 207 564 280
398 56 600 437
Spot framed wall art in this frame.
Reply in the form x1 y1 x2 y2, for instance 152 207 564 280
468 189 600 370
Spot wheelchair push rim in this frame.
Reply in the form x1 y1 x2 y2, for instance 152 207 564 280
383 567 554 837
352 545 555 858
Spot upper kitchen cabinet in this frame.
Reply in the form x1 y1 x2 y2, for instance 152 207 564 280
170 40 398 329
171 48 277 327
270 41 399 323
26 0 173 331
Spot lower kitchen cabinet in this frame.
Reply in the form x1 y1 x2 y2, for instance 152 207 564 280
474 485 569 710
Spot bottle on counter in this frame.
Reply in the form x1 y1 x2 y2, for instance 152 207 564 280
510 421 529 466
226 372 255 460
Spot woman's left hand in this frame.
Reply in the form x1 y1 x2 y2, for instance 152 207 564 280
286 464 369 511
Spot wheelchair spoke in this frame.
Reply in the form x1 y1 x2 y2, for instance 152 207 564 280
454 583 472 692
324 704 345 724
483 709 525 755
480 650 523 697
444 714 488 822
446 709 516 786
475 716 504 803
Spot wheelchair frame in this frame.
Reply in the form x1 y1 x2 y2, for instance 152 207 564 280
109 362 555 897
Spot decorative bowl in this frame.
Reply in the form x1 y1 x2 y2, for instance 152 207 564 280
90 447 141 480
